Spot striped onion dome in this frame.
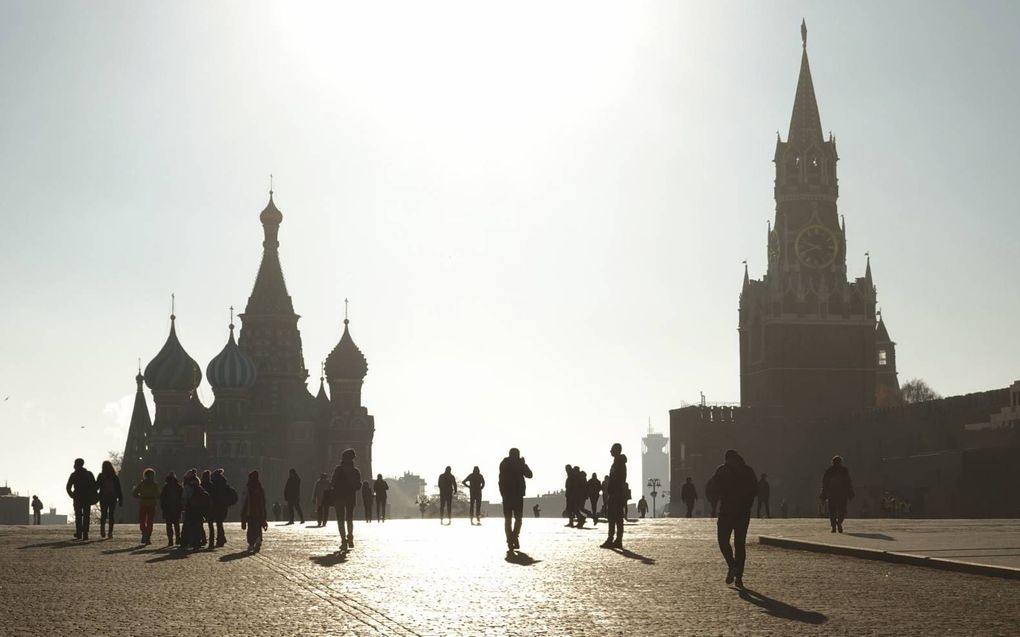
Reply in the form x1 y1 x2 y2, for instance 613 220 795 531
325 319 368 380
144 315 202 392
206 323 256 390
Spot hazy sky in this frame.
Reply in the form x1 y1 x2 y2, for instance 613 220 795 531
3 2 1019 513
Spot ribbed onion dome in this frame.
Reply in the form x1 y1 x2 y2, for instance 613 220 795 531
206 324 257 390
325 319 368 380
260 192 283 225
144 316 202 391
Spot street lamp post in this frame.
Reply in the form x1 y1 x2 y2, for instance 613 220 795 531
647 478 661 518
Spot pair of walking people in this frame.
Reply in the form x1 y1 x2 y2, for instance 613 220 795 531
64 459 129 541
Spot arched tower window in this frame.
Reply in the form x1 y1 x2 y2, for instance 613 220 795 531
807 155 821 185
786 155 800 184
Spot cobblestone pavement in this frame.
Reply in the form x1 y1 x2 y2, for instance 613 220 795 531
761 518 1020 569
3 518 1019 636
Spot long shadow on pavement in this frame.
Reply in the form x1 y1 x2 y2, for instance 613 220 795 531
505 551 541 566
310 552 348 567
146 550 190 563
17 540 89 550
846 533 896 541
737 588 827 625
611 547 656 565
219 550 254 562
102 544 147 555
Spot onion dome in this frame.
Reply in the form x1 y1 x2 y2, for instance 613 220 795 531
144 315 202 392
325 319 368 380
260 192 283 225
207 323 257 390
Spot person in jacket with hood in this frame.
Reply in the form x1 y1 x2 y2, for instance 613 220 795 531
181 470 209 549
712 449 758 588
498 448 533 551
312 472 331 527
66 458 97 540
284 468 304 525
600 443 627 549
208 469 235 547
95 460 124 539
373 474 389 523
821 456 855 533
160 472 183 546
241 470 268 553
131 468 161 545
331 448 362 552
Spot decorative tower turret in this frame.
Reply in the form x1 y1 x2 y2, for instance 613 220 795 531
207 308 258 460
119 364 152 520
324 301 375 479
144 307 207 458
874 310 902 407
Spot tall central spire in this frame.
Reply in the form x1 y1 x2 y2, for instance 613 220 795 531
787 19 824 148
245 191 295 315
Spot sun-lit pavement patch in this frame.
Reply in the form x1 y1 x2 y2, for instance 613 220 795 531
3 518 1020 635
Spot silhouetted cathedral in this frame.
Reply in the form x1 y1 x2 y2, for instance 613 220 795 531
739 20 901 414
120 193 375 513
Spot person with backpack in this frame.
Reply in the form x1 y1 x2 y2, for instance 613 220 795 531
160 472 183 546
208 469 237 547
373 474 389 523
241 470 268 553
95 460 124 539
65 458 97 540
601 443 628 550
331 448 362 553
131 468 161 545
461 466 485 525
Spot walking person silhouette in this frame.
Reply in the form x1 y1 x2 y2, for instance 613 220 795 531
437 467 457 525
462 466 486 525
331 448 362 553
713 449 758 588
600 443 627 549
373 474 389 522
361 480 374 523
498 448 532 552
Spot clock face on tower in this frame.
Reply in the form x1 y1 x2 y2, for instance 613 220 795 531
794 224 839 269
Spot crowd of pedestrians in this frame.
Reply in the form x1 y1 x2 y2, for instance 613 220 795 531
60 444 857 590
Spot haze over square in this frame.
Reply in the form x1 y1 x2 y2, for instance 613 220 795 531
2 2 1019 512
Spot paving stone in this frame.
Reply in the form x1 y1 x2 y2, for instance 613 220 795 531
2 518 1019 636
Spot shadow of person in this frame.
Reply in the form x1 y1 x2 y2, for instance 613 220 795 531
845 532 896 541
102 545 147 555
219 550 254 562
17 540 83 550
505 551 541 566
611 547 656 565
146 550 190 563
738 588 827 625
310 552 348 567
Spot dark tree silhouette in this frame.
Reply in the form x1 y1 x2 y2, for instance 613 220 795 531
901 378 941 404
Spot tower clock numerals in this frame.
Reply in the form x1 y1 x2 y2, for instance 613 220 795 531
794 224 839 269
768 231 781 264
